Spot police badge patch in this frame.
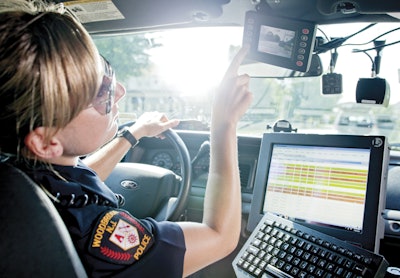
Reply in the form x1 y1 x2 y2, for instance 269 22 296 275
89 209 154 265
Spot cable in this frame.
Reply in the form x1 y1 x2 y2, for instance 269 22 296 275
345 27 400 47
315 23 376 54
352 39 400 53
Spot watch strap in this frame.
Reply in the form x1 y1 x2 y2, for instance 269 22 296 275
117 127 138 147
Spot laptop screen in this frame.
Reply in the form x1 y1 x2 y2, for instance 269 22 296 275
263 144 369 233
247 133 389 252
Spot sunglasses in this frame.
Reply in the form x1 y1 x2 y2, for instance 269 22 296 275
90 57 116 115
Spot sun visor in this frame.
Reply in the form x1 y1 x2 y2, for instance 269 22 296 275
60 0 228 34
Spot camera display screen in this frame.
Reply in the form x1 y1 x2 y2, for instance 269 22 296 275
257 25 295 59
243 11 316 72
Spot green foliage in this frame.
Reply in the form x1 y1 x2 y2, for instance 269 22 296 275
93 34 154 82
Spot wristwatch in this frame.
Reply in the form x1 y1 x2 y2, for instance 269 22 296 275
116 127 139 148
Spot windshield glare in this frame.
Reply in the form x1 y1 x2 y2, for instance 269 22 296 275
92 22 400 145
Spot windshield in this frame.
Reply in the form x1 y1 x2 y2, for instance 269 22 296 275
92 23 400 145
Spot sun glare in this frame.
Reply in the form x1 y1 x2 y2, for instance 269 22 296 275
149 27 242 98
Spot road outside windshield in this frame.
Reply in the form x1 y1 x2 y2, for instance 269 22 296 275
93 23 400 146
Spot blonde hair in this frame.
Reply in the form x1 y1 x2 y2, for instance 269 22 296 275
0 0 102 157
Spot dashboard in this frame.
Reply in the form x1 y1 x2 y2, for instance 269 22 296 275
122 130 400 270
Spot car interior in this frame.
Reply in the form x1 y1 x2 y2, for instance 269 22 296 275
2 0 400 277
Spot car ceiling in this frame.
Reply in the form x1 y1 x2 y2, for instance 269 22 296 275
57 0 400 35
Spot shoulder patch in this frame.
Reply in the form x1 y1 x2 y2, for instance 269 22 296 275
88 210 154 265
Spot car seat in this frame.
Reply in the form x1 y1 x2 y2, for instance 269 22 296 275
0 163 87 278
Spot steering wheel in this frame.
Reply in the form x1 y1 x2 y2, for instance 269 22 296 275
105 127 191 222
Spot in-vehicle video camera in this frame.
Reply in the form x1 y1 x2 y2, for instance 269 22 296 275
242 11 317 72
356 78 390 107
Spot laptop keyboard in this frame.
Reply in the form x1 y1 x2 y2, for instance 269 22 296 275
233 213 388 278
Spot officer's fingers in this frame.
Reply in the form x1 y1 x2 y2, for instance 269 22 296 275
236 74 250 87
224 45 249 79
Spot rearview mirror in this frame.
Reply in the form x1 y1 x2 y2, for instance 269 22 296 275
239 54 323 78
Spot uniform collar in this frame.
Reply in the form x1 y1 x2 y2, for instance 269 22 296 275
15 159 120 208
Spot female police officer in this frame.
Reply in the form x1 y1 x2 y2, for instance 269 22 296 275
0 0 252 276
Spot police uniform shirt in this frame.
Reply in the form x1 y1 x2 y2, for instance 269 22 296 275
17 159 186 277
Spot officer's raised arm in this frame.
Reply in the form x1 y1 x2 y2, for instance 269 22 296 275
178 46 253 276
